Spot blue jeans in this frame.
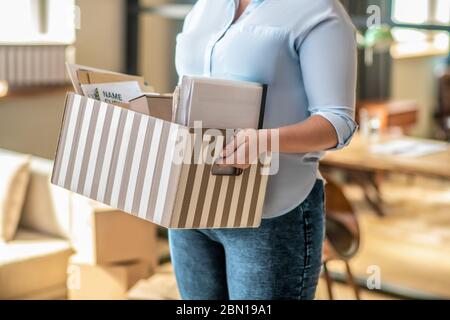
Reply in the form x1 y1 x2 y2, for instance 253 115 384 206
169 179 325 300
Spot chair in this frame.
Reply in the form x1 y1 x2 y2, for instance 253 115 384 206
322 178 361 300
356 100 419 135
435 69 450 141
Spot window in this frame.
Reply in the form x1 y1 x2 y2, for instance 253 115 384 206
0 0 76 44
393 0 429 24
393 0 450 26
391 0 449 58
435 0 450 24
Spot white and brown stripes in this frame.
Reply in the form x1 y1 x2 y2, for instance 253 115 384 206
52 93 269 229
0 45 68 87
170 161 267 229
52 93 182 222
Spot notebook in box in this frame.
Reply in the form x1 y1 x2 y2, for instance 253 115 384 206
176 76 267 129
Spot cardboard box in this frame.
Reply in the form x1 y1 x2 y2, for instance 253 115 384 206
128 273 180 300
77 70 145 86
52 93 270 229
67 260 152 300
67 63 153 94
70 206 158 266
129 94 173 121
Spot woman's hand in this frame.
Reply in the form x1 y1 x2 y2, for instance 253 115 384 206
216 129 272 170
215 115 341 170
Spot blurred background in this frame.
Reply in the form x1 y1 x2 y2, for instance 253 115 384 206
0 0 449 300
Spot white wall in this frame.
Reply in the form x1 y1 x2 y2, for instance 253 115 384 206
391 55 445 137
75 0 125 72
139 14 174 93
0 0 126 159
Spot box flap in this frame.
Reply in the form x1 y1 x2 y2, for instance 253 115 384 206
77 70 90 85
66 63 154 95
87 71 144 86
129 94 173 121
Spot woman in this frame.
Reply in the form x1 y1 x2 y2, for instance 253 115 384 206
169 0 357 300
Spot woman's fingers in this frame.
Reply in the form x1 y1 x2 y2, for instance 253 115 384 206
215 129 261 170
216 142 251 169
220 129 247 158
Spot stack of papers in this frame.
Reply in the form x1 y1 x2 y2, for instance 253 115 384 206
370 139 449 158
66 63 154 107
81 81 143 106
175 76 266 129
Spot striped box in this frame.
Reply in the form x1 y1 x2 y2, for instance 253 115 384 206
52 93 270 229
0 45 70 87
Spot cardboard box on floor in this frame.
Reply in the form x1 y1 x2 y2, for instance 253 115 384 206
67 260 152 300
128 273 180 300
70 198 158 266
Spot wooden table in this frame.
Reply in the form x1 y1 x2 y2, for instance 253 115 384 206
320 134 450 215
357 100 419 134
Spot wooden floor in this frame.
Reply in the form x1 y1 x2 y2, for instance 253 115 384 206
130 175 450 300
338 175 450 299
128 262 396 300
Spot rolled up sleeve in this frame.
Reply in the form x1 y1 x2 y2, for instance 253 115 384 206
298 14 358 150
311 106 357 149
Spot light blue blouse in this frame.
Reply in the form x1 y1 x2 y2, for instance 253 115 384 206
175 0 358 219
